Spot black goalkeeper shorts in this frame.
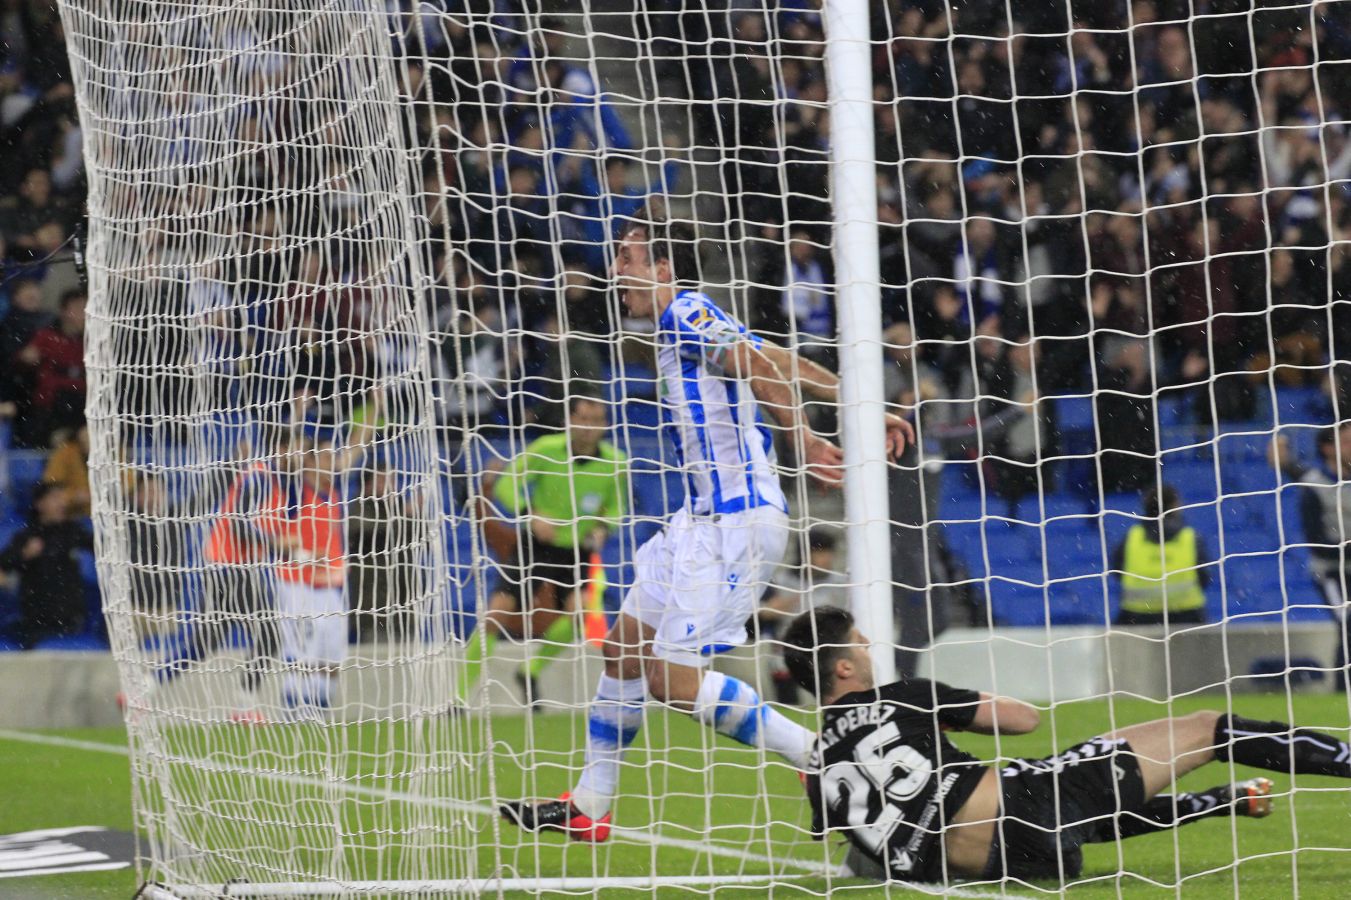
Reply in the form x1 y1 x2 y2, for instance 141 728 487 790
494 540 582 607
984 736 1146 881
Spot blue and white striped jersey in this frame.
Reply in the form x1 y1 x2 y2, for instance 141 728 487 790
656 290 787 516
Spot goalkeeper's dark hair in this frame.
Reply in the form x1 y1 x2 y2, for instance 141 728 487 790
622 200 699 283
782 605 856 701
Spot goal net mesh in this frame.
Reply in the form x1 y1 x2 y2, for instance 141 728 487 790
56 0 1351 895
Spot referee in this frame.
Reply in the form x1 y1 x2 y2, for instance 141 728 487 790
454 394 627 710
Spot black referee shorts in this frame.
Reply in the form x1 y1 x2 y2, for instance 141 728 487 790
984 736 1146 881
494 539 583 608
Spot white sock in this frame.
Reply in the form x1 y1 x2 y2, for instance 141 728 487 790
692 670 813 769
572 673 646 820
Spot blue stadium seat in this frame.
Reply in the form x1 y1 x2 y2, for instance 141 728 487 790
1249 656 1325 688
1047 547 1104 580
1218 555 1286 618
614 400 662 430
984 521 1043 572
1224 460 1278 495
1162 462 1218 503
1053 578 1112 626
1054 396 1095 433
1100 493 1140 513
603 362 658 402
1286 601 1336 624
32 634 108 651
1158 395 1189 429
1037 494 1090 520
1273 387 1331 426
938 462 986 500
1217 432 1272 463
941 495 987 522
941 521 987 578
5 450 46 515
988 578 1049 627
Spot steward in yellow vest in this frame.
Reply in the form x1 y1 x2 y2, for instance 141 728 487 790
1114 486 1210 626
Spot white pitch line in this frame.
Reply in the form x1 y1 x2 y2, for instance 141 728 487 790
0 729 131 757
154 873 806 897
0 729 1035 898
0 728 830 877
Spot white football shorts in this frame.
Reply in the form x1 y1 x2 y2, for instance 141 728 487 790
277 581 347 667
620 505 789 666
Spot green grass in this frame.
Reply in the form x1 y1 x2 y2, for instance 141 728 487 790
4 692 1351 898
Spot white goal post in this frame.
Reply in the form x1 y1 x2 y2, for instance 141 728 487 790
56 0 1351 896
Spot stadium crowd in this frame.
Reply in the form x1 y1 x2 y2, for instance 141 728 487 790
2 0 1351 650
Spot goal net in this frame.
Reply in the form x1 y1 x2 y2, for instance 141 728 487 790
56 0 1351 895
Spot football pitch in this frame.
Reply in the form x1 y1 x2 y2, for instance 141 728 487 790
3 691 1351 899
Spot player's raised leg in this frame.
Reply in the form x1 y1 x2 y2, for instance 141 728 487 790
1108 710 1351 800
646 508 814 770
1087 778 1273 843
652 656 814 765
500 610 649 841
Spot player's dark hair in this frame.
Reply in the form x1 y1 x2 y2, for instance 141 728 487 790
1143 484 1179 519
29 481 65 521
782 605 855 701
623 200 699 283
568 391 605 413
807 526 837 553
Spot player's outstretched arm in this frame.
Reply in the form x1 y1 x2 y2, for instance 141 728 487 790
964 692 1040 735
756 340 916 460
728 340 843 485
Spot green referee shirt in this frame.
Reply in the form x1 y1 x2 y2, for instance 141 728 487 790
492 433 628 549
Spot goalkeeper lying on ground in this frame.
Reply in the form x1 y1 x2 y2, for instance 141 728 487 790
782 606 1351 884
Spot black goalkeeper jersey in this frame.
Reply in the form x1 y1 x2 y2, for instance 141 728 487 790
806 678 989 883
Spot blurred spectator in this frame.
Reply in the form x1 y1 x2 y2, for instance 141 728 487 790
42 423 90 518
555 153 680 271
125 470 185 643
1264 247 1325 386
0 483 92 648
952 217 1010 330
1095 336 1159 495
1271 423 1351 688
1 169 74 268
13 287 85 448
0 277 49 423
882 321 945 416
434 287 518 430
884 319 966 669
524 310 605 431
752 229 836 365
348 459 417 642
987 337 1050 506
1112 484 1212 628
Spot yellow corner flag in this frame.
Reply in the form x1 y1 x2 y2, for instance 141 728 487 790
584 551 608 648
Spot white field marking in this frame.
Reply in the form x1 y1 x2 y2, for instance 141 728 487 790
151 873 808 897
0 728 829 875
0 729 1030 898
143 875 1025 899
0 861 130 879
